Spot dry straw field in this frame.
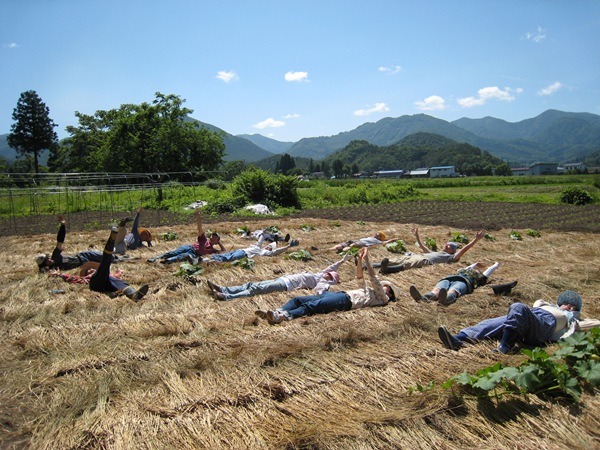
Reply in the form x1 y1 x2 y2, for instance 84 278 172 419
1 210 599 449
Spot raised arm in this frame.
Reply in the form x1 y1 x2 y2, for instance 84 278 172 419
412 227 429 253
195 207 204 237
454 230 486 261
361 247 376 279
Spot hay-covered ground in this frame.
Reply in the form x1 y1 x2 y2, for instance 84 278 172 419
1 214 599 449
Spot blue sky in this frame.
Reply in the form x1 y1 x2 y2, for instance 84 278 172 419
2 1 599 143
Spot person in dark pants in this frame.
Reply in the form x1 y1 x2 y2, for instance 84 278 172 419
437 290 583 353
90 227 149 301
36 214 121 272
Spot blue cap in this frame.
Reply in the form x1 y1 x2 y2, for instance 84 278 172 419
447 242 458 252
557 290 582 311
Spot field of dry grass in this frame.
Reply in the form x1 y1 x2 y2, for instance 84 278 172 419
1 215 599 449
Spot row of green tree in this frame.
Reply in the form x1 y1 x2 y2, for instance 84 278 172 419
5 91 225 176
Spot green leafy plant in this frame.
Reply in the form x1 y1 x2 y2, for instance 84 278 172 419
484 233 496 241
386 240 407 254
526 229 542 238
173 263 203 277
287 250 314 261
301 224 315 232
236 225 250 234
425 237 437 251
560 186 593 205
412 329 600 404
356 221 365 225
452 232 470 244
232 257 255 270
509 230 523 240
160 232 178 241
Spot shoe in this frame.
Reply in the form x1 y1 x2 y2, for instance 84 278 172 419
147 258 156 263
186 254 199 265
281 233 290 242
124 284 149 301
491 280 518 296
310 246 319 251
255 310 268 319
206 279 222 293
380 258 390 273
266 310 286 325
118 217 134 227
438 326 462 351
409 285 422 302
289 240 299 247
437 288 448 306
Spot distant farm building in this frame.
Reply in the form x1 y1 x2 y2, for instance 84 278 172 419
373 170 405 178
429 165 456 178
561 162 587 173
511 163 558 176
529 162 558 176
409 168 430 178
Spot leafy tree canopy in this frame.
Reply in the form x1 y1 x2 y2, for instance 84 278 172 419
52 92 225 175
8 90 58 174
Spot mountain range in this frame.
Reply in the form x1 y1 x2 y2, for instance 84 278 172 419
2 109 599 166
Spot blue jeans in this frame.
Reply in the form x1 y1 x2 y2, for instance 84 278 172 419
151 244 196 263
460 303 557 346
209 249 247 263
116 212 143 253
435 279 469 299
280 291 352 320
221 278 287 300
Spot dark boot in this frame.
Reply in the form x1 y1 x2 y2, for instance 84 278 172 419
491 280 518 296
124 284 149 301
380 258 404 274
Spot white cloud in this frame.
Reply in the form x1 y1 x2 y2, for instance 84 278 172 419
458 86 523 108
284 71 309 82
253 118 285 130
378 65 402 75
414 95 446 111
216 70 239 83
353 102 390 117
525 26 546 43
284 113 300 119
538 81 562 96
3 42 18 48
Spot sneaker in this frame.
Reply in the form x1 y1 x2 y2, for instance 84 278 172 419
289 239 299 247
255 310 268 319
437 288 448 306
186 254 199 265
438 326 462 351
119 217 134 227
147 258 156 263
409 285 422 302
266 310 286 325
206 279 222 293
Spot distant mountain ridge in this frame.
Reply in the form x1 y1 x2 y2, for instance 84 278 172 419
2 110 599 166
281 110 600 164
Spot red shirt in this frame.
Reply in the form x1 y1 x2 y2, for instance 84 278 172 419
192 233 219 256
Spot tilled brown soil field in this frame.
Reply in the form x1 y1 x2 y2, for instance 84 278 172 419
1 200 599 236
